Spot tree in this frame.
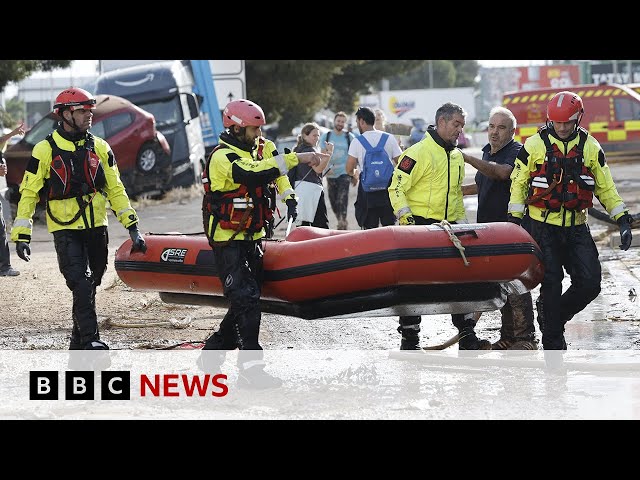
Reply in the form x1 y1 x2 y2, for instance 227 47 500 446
245 60 430 137
246 60 353 137
0 60 73 92
0 97 24 129
387 60 480 90
328 60 428 112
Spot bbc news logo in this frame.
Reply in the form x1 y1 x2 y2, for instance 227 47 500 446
30 371 228 400
30 371 130 400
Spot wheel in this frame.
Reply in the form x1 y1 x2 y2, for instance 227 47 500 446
136 142 159 173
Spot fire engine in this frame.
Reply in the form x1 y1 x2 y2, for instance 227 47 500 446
503 83 640 162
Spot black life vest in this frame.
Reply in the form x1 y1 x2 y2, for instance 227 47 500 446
201 144 273 236
526 126 595 212
46 132 106 200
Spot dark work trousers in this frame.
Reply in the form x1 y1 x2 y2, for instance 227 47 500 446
326 175 351 222
204 240 265 370
526 220 602 350
301 191 329 229
0 198 12 272
53 227 109 347
398 216 476 333
355 186 396 230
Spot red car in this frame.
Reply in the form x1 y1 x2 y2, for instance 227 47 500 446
3 94 171 208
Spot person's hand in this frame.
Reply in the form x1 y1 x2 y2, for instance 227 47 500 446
507 214 522 226
12 122 25 137
128 225 147 253
617 213 633 251
325 141 334 156
286 198 298 222
16 242 31 262
399 213 415 226
296 151 329 168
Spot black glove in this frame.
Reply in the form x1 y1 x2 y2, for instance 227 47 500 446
16 242 31 262
507 214 522 226
128 225 147 253
286 198 298 222
617 213 633 251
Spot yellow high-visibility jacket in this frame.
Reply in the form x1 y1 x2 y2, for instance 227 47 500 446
256 136 296 203
204 138 300 242
388 131 466 222
11 129 139 243
509 128 628 226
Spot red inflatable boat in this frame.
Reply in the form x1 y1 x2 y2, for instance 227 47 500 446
114 223 544 320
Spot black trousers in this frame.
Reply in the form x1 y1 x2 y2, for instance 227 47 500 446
53 227 109 346
301 191 329 229
526 220 601 350
204 240 265 369
398 216 474 332
0 198 12 271
355 186 396 230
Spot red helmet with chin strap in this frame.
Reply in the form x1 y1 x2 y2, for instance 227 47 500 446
53 87 96 116
222 99 266 128
547 91 584 125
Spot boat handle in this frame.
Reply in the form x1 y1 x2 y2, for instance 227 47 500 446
453 230 478 239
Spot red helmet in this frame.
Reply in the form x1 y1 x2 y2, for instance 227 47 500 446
53 87 96 116
222 99 266 128
547 91 584 124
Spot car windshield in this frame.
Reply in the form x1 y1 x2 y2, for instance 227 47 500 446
23 116 59 146
137 97 180 128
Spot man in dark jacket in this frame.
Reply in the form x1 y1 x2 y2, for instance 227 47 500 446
462 106 537 350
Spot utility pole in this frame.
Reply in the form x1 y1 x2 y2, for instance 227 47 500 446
428 60 433 89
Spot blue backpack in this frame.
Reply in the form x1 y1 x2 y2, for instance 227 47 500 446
358 133 393 192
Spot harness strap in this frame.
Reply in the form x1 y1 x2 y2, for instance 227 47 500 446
46 193 97 226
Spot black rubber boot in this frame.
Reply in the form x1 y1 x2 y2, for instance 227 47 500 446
458 328 492 350
197 350 227 374
237 366 283 390
68 340 110 371
397 324 421 350
536 294 545 335
453 313 491 350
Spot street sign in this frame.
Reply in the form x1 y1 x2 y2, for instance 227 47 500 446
215 78 246 108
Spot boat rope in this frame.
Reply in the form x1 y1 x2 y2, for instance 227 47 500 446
438 220 470 266
102 316 194 329
423 333 460 350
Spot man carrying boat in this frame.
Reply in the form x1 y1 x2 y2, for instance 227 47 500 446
198 99 328 389
388 102 491 351
508 91 633 351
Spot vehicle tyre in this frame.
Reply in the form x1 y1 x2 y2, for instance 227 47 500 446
136 142 159 173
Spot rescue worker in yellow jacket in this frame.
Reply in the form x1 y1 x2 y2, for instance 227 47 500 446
198 99 327 389
11 87 147 351
508 91 633 350
388 102 491 351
